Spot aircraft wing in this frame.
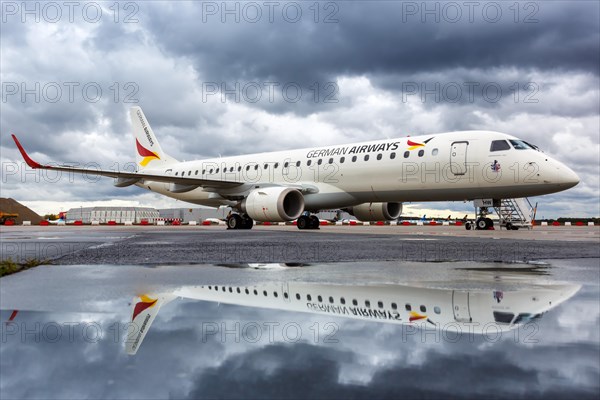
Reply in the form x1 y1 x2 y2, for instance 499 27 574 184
11 134 243 189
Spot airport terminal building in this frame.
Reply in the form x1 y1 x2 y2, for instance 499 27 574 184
66 207 160 224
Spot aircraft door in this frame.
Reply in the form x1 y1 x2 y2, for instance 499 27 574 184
452 291 472 322
450 141 469 175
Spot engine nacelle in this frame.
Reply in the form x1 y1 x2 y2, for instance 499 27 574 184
348 202 402 222
241 187 304 222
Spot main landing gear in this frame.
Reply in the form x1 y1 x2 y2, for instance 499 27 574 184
226 213 254 230
297 213 320 230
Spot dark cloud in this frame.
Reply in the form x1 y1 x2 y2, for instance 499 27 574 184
143 2 600 84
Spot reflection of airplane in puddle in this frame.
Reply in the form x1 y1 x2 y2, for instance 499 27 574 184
127 268 580 354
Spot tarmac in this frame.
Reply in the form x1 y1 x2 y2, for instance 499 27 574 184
1 224 598 264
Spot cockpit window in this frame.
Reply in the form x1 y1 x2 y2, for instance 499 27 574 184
509 139 535 150
490 140 511 152
514 313 543 324
523 141 540 151
493 311 514 324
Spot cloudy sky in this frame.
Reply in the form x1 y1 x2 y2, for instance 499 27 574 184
1 1 599 217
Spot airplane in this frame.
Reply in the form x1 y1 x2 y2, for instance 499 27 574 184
11 106 580 230
126 272 580 354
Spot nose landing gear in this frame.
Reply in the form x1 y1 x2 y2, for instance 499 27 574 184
465 204 495 230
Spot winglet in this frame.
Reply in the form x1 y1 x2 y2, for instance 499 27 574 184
11 134 43 168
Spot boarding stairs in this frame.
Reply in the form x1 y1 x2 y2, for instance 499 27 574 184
494 198 536 230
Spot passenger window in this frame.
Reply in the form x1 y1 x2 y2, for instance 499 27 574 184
264 164 268 169
273 292 278 298
238 166 241 172
317 295 323 302
352 299 358 306
175 172 178 176
329 296 334 304
236 288 240 293
296 161 301 167
405 304 412 311
391 302 397 310
296 293 301 300
283 292 288 299
340 157 345 163
318 159 322 165
202 170 206 175
418 150 424 157
420 305 426 312
390 153 396 159
491 140 511 151
376 154 382 160
432 148 438 156
195 170 199 175
228 287 232 293
274 163 279 168
378 301 384 308
352 156 357 162
404 151 409 158
230 167 234 172
254 290 258 295
307 160 312 166
187 171 191 176
340 297 346 304
263 290 268 296
307 294 312 301
365 300 371 308
245 288 249 294
434 306 441 314
209 169 213 174
246 165 250 171
328 158 333 164
254 165 258 170
216 168 220 173
364 155 369 161
284 162 289 168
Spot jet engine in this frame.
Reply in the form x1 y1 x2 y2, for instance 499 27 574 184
347 202 402 222
241 187 304 222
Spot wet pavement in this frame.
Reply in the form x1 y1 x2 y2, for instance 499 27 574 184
1 226 599 398
1 225 599 264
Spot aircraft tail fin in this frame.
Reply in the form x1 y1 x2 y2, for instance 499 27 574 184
130 106 178 169
126 294 175 355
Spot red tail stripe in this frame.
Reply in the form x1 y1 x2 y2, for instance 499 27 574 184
136 139 159 158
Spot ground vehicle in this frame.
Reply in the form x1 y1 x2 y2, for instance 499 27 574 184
0 212 18 225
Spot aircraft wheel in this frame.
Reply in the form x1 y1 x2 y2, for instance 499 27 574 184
309 215 320 229
227 214 242 229
506 222 513 231
465 222 472 230
485 218 494 229
241 216 254 229
476 218 487 230
297 215 310 230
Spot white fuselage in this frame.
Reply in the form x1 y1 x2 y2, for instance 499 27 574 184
136 131 579 211
173 280 580 334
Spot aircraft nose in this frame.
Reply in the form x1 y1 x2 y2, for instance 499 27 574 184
556 163 580 189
